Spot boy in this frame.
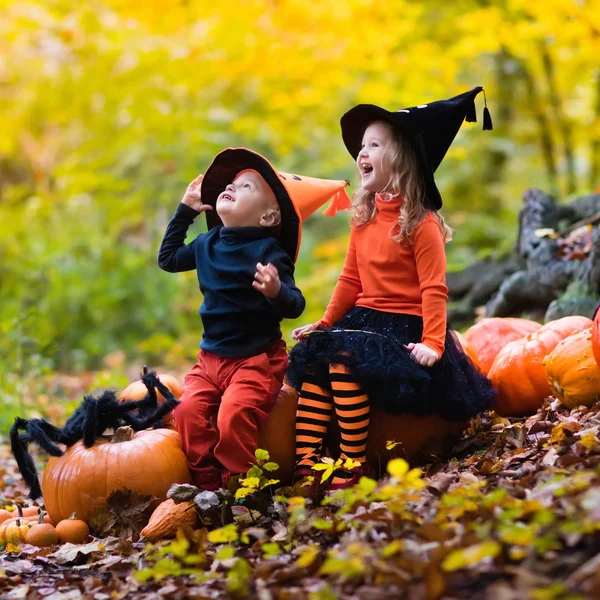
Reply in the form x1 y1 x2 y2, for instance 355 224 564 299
158 148 351 489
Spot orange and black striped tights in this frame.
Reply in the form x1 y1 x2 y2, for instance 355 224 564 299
295 364 370 487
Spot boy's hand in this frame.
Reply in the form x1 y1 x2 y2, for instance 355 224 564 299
253 262 281 298
182 174 213 214
407 342 439 367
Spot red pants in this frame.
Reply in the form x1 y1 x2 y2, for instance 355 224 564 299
174 340 287 489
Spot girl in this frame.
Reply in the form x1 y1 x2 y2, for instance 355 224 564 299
288 87 496 489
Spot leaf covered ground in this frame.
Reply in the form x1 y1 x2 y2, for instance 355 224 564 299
2 397 600 600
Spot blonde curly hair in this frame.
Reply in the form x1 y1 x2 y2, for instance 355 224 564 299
351 121 452 245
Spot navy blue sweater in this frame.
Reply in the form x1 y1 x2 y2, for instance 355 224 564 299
158 203 305 358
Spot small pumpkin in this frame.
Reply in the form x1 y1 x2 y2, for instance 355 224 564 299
25 512 58 547
55 512 89 544
490 316 593 417
1 518 32 546
463 317 542 376
42 425 191 525
0 509 16 524
140 498 198 541
20 505 40 519
119 369 183 429
592 307 600 367
544 328 600 409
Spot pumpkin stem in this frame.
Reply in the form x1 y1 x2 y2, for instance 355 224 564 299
38 511 46 525
16 504 24 518
112 426 134 443
69 512 78 520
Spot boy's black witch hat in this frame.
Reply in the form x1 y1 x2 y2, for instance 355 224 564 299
340 86 492 209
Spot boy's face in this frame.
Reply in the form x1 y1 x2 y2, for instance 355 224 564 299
216 170 281 228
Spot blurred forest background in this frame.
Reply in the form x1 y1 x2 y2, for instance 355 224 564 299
2 0 600 427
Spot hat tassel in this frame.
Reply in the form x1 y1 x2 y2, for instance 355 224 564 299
323 186 352 217
482 88 493 131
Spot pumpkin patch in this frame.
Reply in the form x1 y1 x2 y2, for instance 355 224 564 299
463 317 542 376
489 316 593 417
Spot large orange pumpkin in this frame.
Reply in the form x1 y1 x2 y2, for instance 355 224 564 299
453 331 478 364
490 316 593 417
119 372 183 429
592 308 600 367
268 386 466 481
257 385 299 484
463 317 542 376
41 426 192 525
544 328 600 409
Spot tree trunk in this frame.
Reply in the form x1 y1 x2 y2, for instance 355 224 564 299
540 40 577 195
517 58 558 196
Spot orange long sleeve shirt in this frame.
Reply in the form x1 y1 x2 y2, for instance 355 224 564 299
316 195 449 356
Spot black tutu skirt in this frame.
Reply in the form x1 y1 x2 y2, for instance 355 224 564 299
287 307 495 421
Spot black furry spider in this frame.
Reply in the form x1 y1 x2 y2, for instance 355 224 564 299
10 370 180 499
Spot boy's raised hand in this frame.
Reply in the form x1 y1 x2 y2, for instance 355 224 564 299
182 175 213 214
253 262 281 298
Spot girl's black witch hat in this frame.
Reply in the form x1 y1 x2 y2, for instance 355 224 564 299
340 86 492 209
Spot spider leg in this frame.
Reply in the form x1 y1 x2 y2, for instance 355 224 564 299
82 396 99 447
9 418 47 499
130 393 180 430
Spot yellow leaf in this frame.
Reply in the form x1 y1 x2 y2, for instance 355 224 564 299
296 544 320 568
343 458 361 470
255 449 270 462
235 487 254 500
387 458 410 479
386 440 402 450
578 432 599 450
441 541 501 572
287 497 306 509
260 478 280 489
381 539 403 558
240 477 260 489
208 524 238 544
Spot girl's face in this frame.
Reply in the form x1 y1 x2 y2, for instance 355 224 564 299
357 121 395 193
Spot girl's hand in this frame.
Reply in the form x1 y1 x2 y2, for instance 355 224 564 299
253 262 281 298
182 174 213 214
407 342 439 367
292 323 316 340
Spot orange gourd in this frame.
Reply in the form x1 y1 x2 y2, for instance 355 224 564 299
25 512 58 547
544 328 600 409
119 371 183 429
463 317 542 376
140 499 198 541
490 316 592 417
592 308 600 367
0 519 32 546
55 512 89 544
42 425 192 525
